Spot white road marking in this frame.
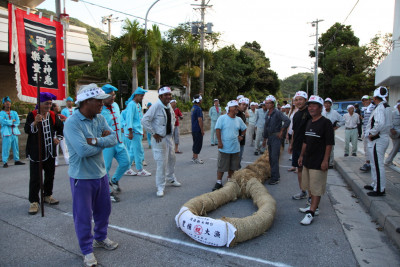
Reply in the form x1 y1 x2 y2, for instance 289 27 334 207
64 212 292 267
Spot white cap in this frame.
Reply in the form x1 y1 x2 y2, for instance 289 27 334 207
265 95 276 103
170 99 176 103
238 97 249 104
158 87 172 95
213 99 219 102
283 104 291 109
227 100 239 107
373 86 388 102
250 102 258 106
395 102 400 109
75 83 109 104
192 95 202 103
324 98 333 103
295 91 308 100
347 104 354 110
236 95 244 100
307 95 324 106
361 95 370 100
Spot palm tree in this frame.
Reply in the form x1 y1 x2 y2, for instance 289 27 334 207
148 25 163 89
120 19 143 92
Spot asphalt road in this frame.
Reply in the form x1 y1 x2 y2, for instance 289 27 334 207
0 130 399 267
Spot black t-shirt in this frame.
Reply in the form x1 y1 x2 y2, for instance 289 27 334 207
303 116 335 170
292 108 311 151
165 108 172 135
237 110 246 145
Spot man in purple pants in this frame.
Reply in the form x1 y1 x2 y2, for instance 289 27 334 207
64 84 119 267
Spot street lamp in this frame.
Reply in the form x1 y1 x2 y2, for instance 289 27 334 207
291 66 314 97
144 0 161 90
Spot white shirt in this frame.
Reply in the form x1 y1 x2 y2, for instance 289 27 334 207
322 108 344 128
343 113 360 129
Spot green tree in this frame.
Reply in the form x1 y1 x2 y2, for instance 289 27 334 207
148 25 163 89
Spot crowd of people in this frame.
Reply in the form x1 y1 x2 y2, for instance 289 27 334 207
1 84 400 266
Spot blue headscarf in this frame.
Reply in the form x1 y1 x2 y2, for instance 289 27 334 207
147 102 152 108
102 84 118 94
66 96 73 102
2 96 11 104
125 87 148 106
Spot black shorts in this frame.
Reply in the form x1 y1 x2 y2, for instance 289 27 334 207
292 149 301 168
192 131 203 154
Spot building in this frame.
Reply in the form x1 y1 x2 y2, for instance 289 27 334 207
0 0 93 103
375 0 400 106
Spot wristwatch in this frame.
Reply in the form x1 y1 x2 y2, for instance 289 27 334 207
91 138 97 145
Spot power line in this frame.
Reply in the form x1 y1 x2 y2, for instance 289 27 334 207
74 0 175 28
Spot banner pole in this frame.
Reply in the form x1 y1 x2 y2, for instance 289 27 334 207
36 73 44 217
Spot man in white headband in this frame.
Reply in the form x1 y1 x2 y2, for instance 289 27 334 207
290 91 311 201
360 95 375 172
342 104 359 157
254 100 268 155
247 102 258 147
212 100 247 191
141 86 181 197
237 97 250 166
64 84 119 266
364 86 392 197
322 97 344 168
298 95 334 225
209 99 221 146
191 94 204 164
385 101 400 166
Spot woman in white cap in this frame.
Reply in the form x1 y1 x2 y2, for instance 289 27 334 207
364 87 392 197
342 105 360 157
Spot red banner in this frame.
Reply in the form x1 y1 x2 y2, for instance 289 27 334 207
8 4 65 103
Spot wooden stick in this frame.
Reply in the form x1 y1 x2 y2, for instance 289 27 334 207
36 73 44 217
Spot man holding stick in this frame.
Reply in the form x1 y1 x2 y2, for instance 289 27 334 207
25 92 63 215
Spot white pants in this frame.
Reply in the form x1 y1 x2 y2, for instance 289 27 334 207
247 124 255 146
56 139 69 165
344 129 358 154
385 137 400 164
363 137 370 162
255 127 264 152
151 134 176 191
368 136 389 192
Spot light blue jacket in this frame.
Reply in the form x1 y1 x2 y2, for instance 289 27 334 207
101 102 123 144
255 108 267 128
209 106 221 122
126 100 144 134
0 110 21 137
64 109 117 179
61 107 75 119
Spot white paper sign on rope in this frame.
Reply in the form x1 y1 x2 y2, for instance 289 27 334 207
175 207 237 247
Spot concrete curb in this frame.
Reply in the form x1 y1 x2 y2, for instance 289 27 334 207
335 157 400 249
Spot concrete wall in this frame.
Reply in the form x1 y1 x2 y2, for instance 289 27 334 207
0 111 212 161
0 64 18 102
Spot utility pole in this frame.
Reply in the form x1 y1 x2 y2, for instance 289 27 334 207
311 19 323 96
192 0 212 95
145 0 161 90
102 15 120 82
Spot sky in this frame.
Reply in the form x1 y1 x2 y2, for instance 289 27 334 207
37 0 395 80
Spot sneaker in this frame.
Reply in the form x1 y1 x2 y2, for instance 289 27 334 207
28 202 39 215
192 158 204 164
3 163 8 168
44 195 59 205
268 179 280 185
352 153 357 156
212 182 223 191
124 169 137 176
168 180 181 187
142 160 147 166
364 185 374 191
360 163 371 172
14 161 25 165
83 252 97 267
344 154 349 157
367 190 386 197
93 237 118 250
300 213 314 225
110 180 121 192
156 190 164 197
110 192 120 202
137 169 151 176
292 191 307 200
254 151 259 155
299 207 319 216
